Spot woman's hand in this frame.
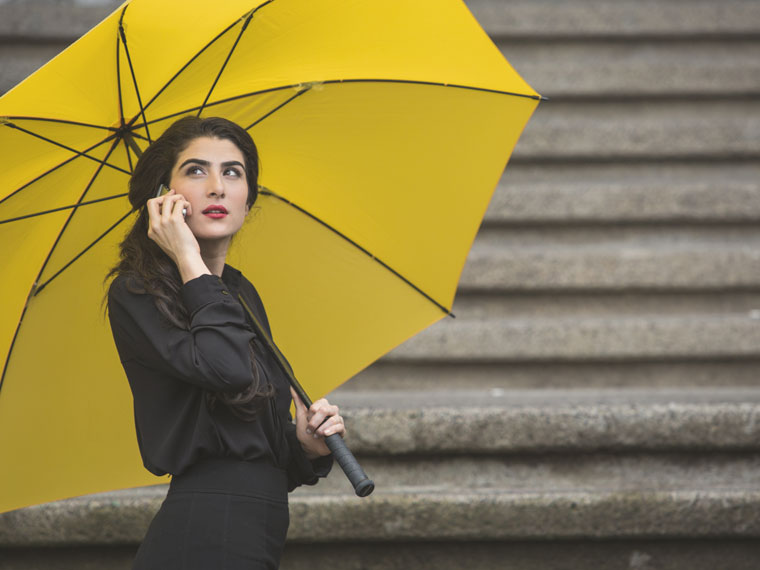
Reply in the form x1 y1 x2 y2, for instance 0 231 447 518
146 189 209 282
291 387 346 460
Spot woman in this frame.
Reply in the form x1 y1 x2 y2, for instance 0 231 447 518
106 116 345 569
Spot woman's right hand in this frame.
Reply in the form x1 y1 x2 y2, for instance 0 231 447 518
146 189 209 282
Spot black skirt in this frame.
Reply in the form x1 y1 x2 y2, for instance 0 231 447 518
133 457 290 570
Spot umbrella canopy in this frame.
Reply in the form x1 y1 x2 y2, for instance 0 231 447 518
0 0 540 513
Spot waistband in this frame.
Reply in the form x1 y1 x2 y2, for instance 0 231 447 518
168 457 288 503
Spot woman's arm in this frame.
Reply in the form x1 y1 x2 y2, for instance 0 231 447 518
108 274 257 393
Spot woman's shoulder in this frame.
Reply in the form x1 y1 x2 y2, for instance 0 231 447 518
108 272 148 304
224 265 272 331
223 264 258 296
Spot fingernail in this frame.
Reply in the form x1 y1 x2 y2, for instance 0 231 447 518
313 433 320 439
306 428 312 435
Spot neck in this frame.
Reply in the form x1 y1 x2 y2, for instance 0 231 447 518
199 238 230 277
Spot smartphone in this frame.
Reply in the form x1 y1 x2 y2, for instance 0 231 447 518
156 184 186 217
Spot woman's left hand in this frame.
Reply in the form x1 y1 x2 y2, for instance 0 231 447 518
291 388 346 460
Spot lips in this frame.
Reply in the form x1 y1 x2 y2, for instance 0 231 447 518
202 205 228 219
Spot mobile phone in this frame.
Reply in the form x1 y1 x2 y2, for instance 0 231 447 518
156 184 186 217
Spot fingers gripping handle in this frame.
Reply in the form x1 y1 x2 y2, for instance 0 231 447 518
325 434 375 497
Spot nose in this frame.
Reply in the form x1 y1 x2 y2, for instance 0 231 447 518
206 171 225 198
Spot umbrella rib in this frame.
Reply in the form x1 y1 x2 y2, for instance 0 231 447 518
118 7 151 143
0 139 127 392
129 78 541 131
1 116 116 131
123 136 135 172
2 122 129 175
0 303 29 392
259 188 455 318
30 137 123 293
33 208 134 297
332 78 546 101
0 194 128 225
123 131 144 159
197 6 259 118
0 207 134 391
245 88 310 130
116 11 126 132
131 83 301 129
137 1 277 121
0 132 124 207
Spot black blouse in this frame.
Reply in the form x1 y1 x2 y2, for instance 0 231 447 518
107 264 331 491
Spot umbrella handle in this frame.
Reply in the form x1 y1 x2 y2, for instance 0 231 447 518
237 294 375 498
325 434 375 497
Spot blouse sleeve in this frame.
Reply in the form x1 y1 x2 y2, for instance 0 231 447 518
107 274 257 393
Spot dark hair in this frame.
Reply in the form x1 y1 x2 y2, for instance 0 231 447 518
107 116 271 419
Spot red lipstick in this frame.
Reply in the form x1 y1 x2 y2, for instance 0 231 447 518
202 205 228 219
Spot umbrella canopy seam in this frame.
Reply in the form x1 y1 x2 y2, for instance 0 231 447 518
0 117 117 131
0 130 125 206
2 123 128 176
31 136 124 291
196 7 257 118
33 209 134 297
245 88 310 130
118 6 151 144
0 194 129 226
131 78 542 132
259 187 455 319
131 1 277 123
0 208 133 392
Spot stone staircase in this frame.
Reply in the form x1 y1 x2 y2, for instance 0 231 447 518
2 0 760 568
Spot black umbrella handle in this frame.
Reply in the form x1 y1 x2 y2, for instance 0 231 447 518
238 295 375 497
325 433 375 497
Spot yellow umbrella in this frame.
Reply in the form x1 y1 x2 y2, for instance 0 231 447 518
0 0 540 512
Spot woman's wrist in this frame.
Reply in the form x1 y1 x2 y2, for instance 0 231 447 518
176 252 212 283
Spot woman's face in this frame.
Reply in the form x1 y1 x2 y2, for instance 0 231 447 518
168 136 250 247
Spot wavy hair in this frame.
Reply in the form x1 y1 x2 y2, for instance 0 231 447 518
107 116 271 420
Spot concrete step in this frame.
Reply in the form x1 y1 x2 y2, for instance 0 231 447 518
488 162 760 224
451 293 760 320
4 0 759 41
342 359 760 391
388 312 760 362
0 0 120 40
3 540 760 570
461 227 760 291
514 99 760 161
467 0 760 38
2 387 759 541
331 388 760 455
2 452 758 545
501 39 760 99
2 389 759 567
0 42 65 96
284 539 760 570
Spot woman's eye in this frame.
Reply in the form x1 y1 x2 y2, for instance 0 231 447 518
186 165 204 175
224 167 242 177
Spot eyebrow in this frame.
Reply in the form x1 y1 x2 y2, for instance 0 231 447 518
178 158 245 169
